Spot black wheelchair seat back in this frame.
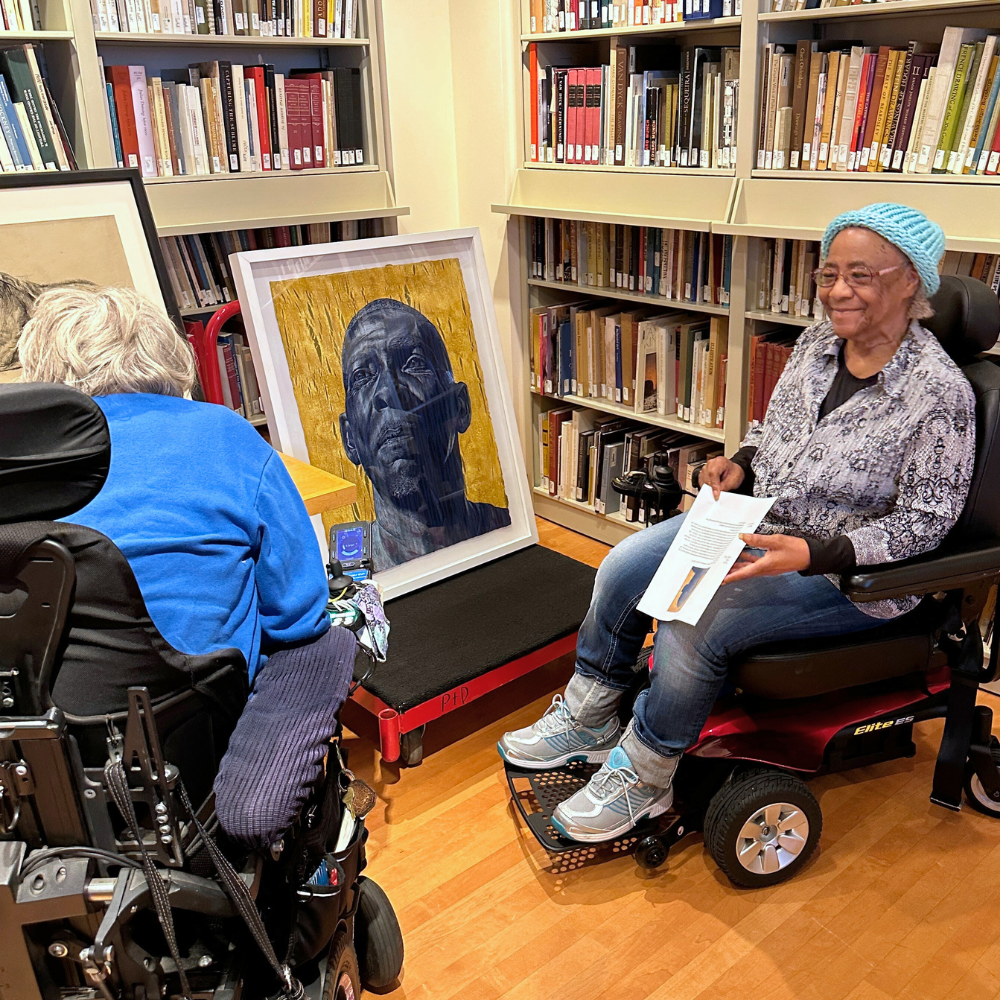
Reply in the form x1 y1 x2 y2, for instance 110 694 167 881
0 383 248 813
733 274 1000 700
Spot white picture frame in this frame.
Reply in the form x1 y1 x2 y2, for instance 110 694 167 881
231 228 537 600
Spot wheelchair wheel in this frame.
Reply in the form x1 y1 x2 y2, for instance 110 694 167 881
704 767 821 889
322 928 361 1000
964 738 1000 816
355 875 405 992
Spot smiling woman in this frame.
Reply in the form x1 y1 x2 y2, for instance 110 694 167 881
500 202 979 845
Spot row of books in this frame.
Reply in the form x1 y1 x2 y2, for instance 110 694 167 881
529 218 733 307
746 328 796 425
87 0 360 36
0 45 77 172
767 0 911 9
942 249 1000 296
0 0 39 31
528 0 739 33
529 44 739 169
185 321 264 420
163 218 382 311
531 301 728 430
539 407 722 521
757 28 1000 176
756 238 825 320
100 59 364 177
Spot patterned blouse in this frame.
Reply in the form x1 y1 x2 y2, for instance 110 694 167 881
742 319 976 619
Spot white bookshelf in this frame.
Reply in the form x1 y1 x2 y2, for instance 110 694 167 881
494 0 1000 544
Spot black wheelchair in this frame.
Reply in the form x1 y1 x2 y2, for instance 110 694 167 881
0 382 402 999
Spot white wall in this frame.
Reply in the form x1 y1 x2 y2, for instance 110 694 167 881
378 0 528 454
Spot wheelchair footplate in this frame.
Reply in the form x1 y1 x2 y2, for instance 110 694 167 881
503 759 701 872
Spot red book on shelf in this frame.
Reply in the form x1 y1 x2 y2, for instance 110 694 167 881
285 78 307 169
585 66 599 163
247 65 271 170
565 68 577 165
574 68 586 163
274 226 291 246
529 43 539 162
106 65 141 172
296 76 324 169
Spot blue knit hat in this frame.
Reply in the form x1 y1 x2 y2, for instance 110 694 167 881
821 202 945 297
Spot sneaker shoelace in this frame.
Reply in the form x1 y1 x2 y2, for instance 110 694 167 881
534 694 575 735
589 762 642 828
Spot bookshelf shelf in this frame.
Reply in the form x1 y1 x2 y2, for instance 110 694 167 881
144 163 378 183
750 170 1000 185
93 32 370 47
533 487 642 539
145 165 407 235
745 310 813 328
0 30 75 39
759 0 1000 23
531 387 726 443
520 17 741 42
528 277 730 316
717 178 1000 252
496 168 736 229
525 161 735 177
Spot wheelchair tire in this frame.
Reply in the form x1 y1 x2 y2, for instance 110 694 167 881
322 928 361 1000
355 875 404 992
964 739 1000 816
704 767 821 889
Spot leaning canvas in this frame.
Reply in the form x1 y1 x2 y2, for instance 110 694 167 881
0 170 179 380
232 229 537 599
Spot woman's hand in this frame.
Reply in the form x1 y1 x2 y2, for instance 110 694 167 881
700 456 746 500
722 532 811 584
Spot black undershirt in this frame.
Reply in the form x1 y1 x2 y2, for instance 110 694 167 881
722 345 879 576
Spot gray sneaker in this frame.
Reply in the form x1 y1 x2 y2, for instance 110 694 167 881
498 694 621 769
551 745 673 842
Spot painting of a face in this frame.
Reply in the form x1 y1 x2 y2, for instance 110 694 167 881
270 258 510 571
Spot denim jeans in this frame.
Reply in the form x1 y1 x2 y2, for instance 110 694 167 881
564 513 886 786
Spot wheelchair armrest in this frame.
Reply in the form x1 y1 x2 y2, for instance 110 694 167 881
840 539 1000 601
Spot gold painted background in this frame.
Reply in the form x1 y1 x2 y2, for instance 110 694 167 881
270 257 509 534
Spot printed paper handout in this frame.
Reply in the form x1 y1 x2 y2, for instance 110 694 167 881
636 485 775 626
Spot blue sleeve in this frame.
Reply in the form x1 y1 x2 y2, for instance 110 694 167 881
253 451 331 653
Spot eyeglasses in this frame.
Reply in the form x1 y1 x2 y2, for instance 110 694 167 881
812 263 905 288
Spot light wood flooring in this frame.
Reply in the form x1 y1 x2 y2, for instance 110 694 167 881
341 518 1000 1000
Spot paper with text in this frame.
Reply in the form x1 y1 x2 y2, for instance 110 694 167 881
636 485 776 626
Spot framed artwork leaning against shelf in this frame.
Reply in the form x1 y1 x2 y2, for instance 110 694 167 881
231 228 538 599
0 168 181 381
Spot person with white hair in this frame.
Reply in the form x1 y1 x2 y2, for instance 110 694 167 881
17 284 332 703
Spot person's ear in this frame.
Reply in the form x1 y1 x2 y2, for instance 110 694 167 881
340 412 361 466
451 381 472 434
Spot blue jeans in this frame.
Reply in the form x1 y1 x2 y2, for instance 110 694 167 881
563 513 886 786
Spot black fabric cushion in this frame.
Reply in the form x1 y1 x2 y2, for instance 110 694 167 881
355 545 596 712
19 521 248 715
0 384 110 525
733 599 945 701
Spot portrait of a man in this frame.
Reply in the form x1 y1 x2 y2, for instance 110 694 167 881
339 298 510 570
266 254 516 586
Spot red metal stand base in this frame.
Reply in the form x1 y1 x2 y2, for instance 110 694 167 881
352 632 578 763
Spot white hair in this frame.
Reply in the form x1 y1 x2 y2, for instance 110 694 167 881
18 285 195 398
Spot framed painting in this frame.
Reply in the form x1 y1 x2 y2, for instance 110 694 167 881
231 228 537 600
0 168 180 382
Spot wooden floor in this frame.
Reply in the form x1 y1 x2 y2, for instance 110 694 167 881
342 518 1000 1000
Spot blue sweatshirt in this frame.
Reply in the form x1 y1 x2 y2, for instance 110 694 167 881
61 393 330 681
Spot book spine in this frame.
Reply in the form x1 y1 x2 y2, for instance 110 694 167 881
1 48 57 169
128 68 156 176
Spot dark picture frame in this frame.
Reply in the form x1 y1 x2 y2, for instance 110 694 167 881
0 168 181 329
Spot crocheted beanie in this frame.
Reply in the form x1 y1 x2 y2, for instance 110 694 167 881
821 202 945 297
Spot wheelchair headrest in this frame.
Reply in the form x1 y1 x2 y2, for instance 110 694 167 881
0 383 110 525
925 274 1000 361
